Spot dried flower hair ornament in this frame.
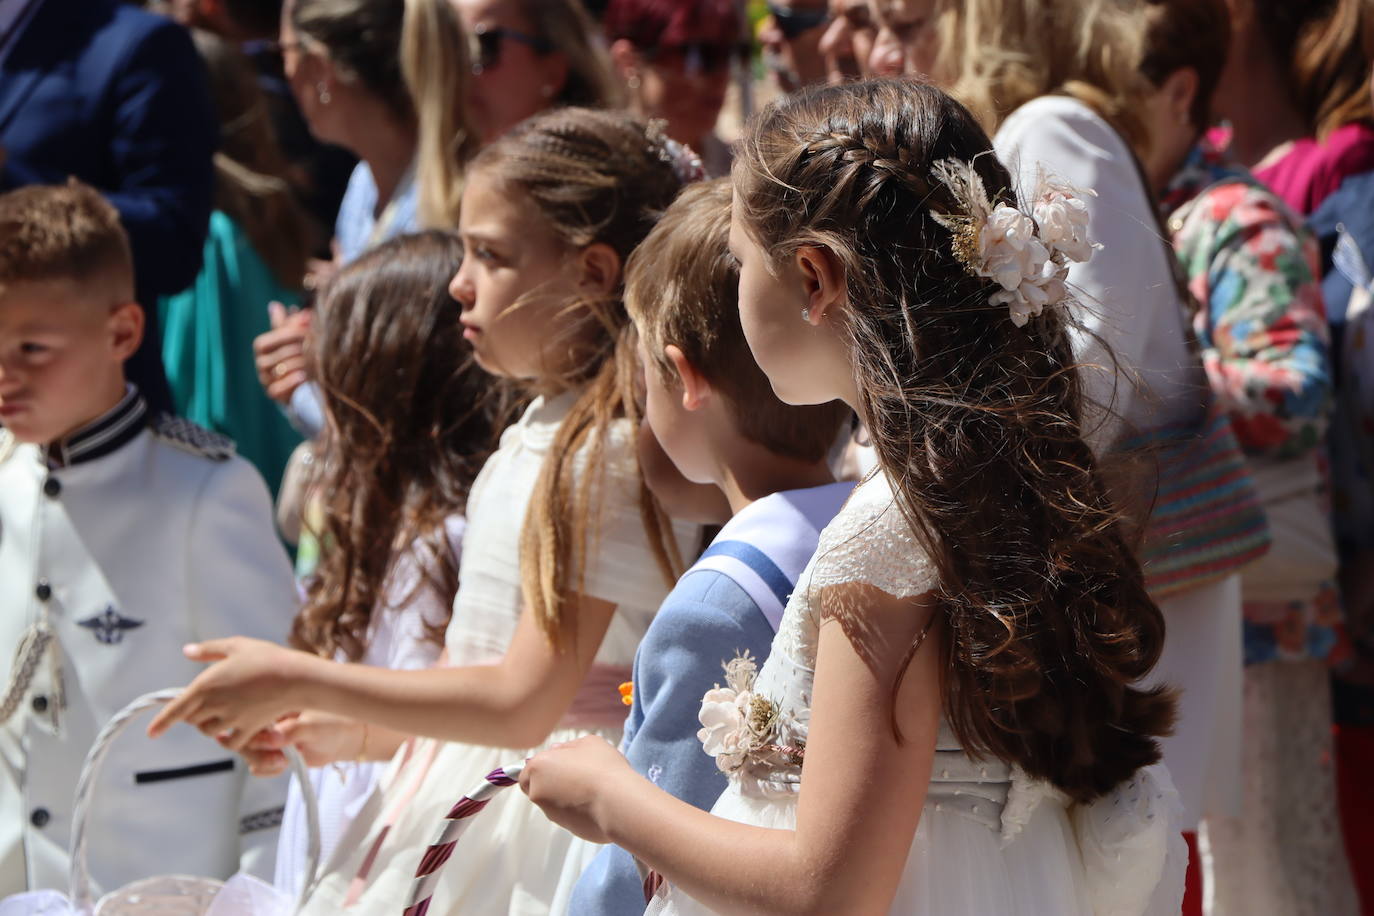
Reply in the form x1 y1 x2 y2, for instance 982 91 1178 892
929 158 1099 327
646 118 707 185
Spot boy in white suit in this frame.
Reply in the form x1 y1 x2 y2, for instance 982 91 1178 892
0 181 298 895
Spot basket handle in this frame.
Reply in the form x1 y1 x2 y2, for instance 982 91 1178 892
403 761 524 915
69 689 322 914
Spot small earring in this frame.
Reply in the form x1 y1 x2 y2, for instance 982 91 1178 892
801 307 811 322
627 74 641 91
540 84 555 98
317 83 331 105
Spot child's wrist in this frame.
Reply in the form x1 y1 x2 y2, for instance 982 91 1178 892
355 721 370 762
283 649 327 711
597 768 650 850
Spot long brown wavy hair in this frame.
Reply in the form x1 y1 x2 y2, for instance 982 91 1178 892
733 79 1175 802
466 108 686 649
289 232 502 661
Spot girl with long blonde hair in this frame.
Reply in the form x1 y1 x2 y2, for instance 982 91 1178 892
148 108 699 913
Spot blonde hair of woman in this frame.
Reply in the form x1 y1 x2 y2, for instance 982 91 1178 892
933 0 1152 151
401 0 481 227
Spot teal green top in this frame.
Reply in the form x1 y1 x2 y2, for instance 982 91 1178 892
158 210 303 497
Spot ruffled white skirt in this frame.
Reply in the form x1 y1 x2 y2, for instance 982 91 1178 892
647 766 1185 916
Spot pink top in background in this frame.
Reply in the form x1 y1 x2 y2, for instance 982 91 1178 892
1210 122 1374 216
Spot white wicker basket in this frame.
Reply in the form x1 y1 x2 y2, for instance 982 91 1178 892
0 689 320 916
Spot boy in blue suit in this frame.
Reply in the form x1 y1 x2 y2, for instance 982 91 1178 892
569 178 854 915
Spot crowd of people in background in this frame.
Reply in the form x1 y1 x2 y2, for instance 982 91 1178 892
1 0 1372 914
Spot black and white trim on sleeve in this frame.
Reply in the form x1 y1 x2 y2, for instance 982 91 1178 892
239 805 286 834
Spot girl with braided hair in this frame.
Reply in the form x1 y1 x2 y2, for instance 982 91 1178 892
519 78 1186 916
147 108 702 912
871 2 1272 904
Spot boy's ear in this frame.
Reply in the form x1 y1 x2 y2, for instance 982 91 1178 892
664 344 711 411
1162 67 1199 130
576 243 622 299
794 245 847 327
108 302 145 362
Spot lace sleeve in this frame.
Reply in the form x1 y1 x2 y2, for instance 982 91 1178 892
805 481 939 600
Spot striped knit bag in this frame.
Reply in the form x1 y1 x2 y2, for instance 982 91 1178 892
1122 404 1270 599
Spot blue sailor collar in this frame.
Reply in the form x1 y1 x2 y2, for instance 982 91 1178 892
43 385 148 469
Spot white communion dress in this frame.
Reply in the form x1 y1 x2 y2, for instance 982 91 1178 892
648 473 1186 916
298 392 697 915
273 515 464 899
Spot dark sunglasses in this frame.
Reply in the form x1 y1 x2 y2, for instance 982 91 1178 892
766 1 832 39
640 41 752 76
256 38 305 57
470 23 553 75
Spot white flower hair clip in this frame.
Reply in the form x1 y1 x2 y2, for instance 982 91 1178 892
929 158 1099 327
646 118 707 185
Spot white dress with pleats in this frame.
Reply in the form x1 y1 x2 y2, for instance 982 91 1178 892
298 392 697 915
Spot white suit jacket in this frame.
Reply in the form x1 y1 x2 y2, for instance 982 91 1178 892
0 389 299 896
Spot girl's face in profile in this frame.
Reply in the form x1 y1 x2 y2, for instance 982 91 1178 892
450 176 582 379
727 196 855 408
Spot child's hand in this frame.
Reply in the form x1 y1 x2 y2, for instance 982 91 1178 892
229 712 363 775
275 710 367 767
146 637 309 748
519 735 633 844
239 726 290 778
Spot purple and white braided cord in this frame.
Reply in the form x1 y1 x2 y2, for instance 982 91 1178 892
402 762 525 916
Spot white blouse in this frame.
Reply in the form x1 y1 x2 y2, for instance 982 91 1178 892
994 95 1206 446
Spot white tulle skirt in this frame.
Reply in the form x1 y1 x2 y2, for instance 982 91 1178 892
647 765 1186 916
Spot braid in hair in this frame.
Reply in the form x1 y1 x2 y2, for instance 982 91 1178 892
733 78 1174 802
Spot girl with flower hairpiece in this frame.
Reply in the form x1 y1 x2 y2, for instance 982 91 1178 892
519 78 1185 916
873 5 1274 906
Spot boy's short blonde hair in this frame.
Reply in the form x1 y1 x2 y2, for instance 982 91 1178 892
0 180 135 301
626 178 850 463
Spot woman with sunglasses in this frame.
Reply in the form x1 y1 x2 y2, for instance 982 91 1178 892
450 0 623 145
255 0 482 564
758 0 832 94
605 0 747 176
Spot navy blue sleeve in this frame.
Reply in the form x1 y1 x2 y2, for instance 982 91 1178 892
568 571 776 916
104 16 217 300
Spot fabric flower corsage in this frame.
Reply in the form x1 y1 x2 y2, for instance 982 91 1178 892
930 158 1100 327
697 652 785 775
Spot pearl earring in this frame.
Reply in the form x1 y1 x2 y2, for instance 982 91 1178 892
317 83 331 105
801 307 811 322
627 74 641 91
